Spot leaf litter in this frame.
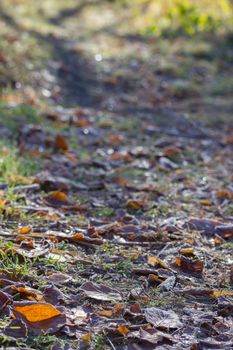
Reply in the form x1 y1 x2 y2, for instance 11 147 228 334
0 1 233 349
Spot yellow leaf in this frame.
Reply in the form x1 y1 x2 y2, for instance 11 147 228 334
210 290 233 298
82 333 91 343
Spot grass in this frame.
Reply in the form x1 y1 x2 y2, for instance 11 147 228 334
0 141 37 185
0 103 42 132
0 241 32 278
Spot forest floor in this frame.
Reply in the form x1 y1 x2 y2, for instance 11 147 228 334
0 1 232 349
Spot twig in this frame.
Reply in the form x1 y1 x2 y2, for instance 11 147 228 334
107 337 117 350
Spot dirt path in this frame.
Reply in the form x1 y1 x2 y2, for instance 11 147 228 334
0 1 232 349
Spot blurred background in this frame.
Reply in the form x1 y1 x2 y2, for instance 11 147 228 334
0 0 232 126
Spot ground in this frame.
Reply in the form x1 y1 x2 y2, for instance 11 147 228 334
0 1 232 349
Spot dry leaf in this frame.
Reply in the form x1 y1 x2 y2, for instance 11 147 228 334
15 227 32 235
13 303 61 322
54 134 69 151
80 282 122 301
117 324 129 335
44 191 69 207
209 290 233 298
175 256 204 274
127 200 145 210
145 307 183 329
82 333 91 343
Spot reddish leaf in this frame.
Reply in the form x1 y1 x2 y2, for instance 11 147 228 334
54 134 69 151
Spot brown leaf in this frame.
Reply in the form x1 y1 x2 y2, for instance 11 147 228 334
144 307 183 329
216 189 233 200
163 146 181 157
175 256 204 274
54 134 69 151
215 225 233 239
127 200 145 210
80 282 122 301
183 218 222 236
98 303 124 318
69 232 103 245
12 286 44 302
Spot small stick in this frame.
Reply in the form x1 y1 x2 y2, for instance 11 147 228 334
107 337 117 350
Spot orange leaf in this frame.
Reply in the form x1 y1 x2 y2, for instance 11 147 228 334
200 199 212 206
54 134 69 151
13 303 61 322
16 227 31 235
216 190 233 200
179 248 194 255
44 191 69 207
117 324 129 335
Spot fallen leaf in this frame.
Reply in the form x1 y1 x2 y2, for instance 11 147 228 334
82 333 91 343
183 218 222 236
13 303 61 322
80 282 122 301
54 134 69 151
209 290 233 298
69 232 103 245
12 286 44 302
145 307 183 329
15 227 32 235
4 319 28 338
117 324 129 335
216 189 233 200
44 191 70 207
200 199 212 206
129 327 177 346
147 256 171 270
127 200 145 210
175 256 204 274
